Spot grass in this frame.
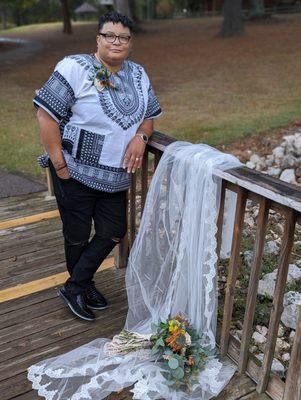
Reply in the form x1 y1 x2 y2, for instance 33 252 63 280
0 20 96 36
1 15 301 178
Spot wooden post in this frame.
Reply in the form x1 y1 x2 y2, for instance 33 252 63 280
257 209 297 393
238 197 270 373
114 192 129 269
154 149 161 170
216 180 226 259
141 149 149 213
283 305 301 400
129 173 137 248
45 168 54 197
220 186 248 356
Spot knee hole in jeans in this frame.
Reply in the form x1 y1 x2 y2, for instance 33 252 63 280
111 237 122 244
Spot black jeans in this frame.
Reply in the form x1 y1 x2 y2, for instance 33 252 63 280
49 162 127 294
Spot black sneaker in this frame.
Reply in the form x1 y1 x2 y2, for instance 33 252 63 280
58 285 95 321
84 282 108 310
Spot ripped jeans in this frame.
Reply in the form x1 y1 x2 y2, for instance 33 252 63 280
49 162 127 294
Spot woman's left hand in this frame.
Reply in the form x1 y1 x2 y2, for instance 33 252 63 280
123 136 146 173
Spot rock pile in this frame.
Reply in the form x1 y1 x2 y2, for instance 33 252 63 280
246 130 301 185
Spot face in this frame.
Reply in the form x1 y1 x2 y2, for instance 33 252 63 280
96 22 132 66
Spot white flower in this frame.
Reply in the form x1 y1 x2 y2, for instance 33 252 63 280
185 332 192 346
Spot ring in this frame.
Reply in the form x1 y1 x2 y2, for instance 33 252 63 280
135 157 140 161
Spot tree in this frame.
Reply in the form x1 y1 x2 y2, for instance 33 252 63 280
219 0 244 37
61 0 72 34
114 0 133 19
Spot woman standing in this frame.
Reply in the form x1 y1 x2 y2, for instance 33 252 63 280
34 11 162 322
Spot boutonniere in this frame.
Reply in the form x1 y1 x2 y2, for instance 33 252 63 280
91 65 116 92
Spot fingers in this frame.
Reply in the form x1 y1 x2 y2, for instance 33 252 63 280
123 153 143 173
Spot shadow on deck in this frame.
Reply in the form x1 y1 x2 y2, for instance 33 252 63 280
0 192 270 400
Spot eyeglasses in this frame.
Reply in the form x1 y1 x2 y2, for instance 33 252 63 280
99 32 131 45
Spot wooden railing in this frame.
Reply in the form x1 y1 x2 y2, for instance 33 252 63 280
115 131 301 400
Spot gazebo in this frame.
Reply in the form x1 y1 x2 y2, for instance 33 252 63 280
74 2 99 20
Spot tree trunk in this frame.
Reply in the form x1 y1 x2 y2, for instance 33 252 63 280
0 8 7 29
114 0 133 19
249 0 266 19
212 0 216 16
219 0 244 37
61 0 72 34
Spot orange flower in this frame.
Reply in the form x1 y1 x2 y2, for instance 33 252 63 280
174 314 189 327
166 332 186 352
187 356 195 366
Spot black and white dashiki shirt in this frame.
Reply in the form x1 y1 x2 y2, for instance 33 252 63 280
34 54 162 192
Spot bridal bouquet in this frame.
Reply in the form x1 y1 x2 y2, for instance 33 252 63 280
105 314 216 393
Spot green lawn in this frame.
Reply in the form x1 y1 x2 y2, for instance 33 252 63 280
1 16 301 179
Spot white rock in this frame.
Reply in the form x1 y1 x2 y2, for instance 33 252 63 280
280 169 297 184
245 216 255 228
265 154 275 167
282 134 296 149
264 240 279 255
281 291 301 329
272 146 285 159
289 330 295 345
256 325 268 337
258 270 277 297
275 338 290 355
256 354 285 377
293 135 301 156
287 264 301 281
282 353 291 362
244 250 254 268
284 291 301 307
259 265 301 297
250 345 258 353
250 154 262 164
249 154 266 171
275 223 284 235
280 155 298 169
277 325 285 338
266 167 281 177
246 161 256 169
252 331 267 345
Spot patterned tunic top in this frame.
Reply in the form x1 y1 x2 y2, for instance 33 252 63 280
34 54 162 192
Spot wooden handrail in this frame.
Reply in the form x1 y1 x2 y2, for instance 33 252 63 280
44 129 301 398
118 130 301 400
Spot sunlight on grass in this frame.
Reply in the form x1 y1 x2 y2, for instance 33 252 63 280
1 15 301 177
0 21 96 36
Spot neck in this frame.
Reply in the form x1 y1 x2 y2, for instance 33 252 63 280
95 53 123 73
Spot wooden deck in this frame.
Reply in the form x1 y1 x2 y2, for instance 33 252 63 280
0 191 270 400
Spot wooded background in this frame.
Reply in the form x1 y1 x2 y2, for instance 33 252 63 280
0 0 300 37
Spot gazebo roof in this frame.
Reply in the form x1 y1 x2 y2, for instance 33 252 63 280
75 2 98 13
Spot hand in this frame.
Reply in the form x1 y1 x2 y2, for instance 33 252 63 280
56 166 70 180
123 136 146 173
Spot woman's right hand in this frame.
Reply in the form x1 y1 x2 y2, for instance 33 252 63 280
56 166 70 180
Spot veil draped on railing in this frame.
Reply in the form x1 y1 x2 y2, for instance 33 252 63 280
28 142 241 400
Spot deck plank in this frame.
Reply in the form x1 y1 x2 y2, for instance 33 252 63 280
0 192 272 400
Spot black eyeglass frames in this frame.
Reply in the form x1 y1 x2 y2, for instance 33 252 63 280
99 33 131 45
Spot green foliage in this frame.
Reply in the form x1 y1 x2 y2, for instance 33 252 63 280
150 317 214 393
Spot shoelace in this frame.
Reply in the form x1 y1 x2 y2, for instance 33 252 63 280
87 285 99 299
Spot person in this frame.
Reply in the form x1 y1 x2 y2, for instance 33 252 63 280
34 11 162 322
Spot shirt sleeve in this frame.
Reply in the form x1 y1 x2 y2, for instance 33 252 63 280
144 83 163 119
142 68 162 120
33 57 77 123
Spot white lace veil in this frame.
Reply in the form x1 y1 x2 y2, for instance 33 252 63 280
28 142 241 400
